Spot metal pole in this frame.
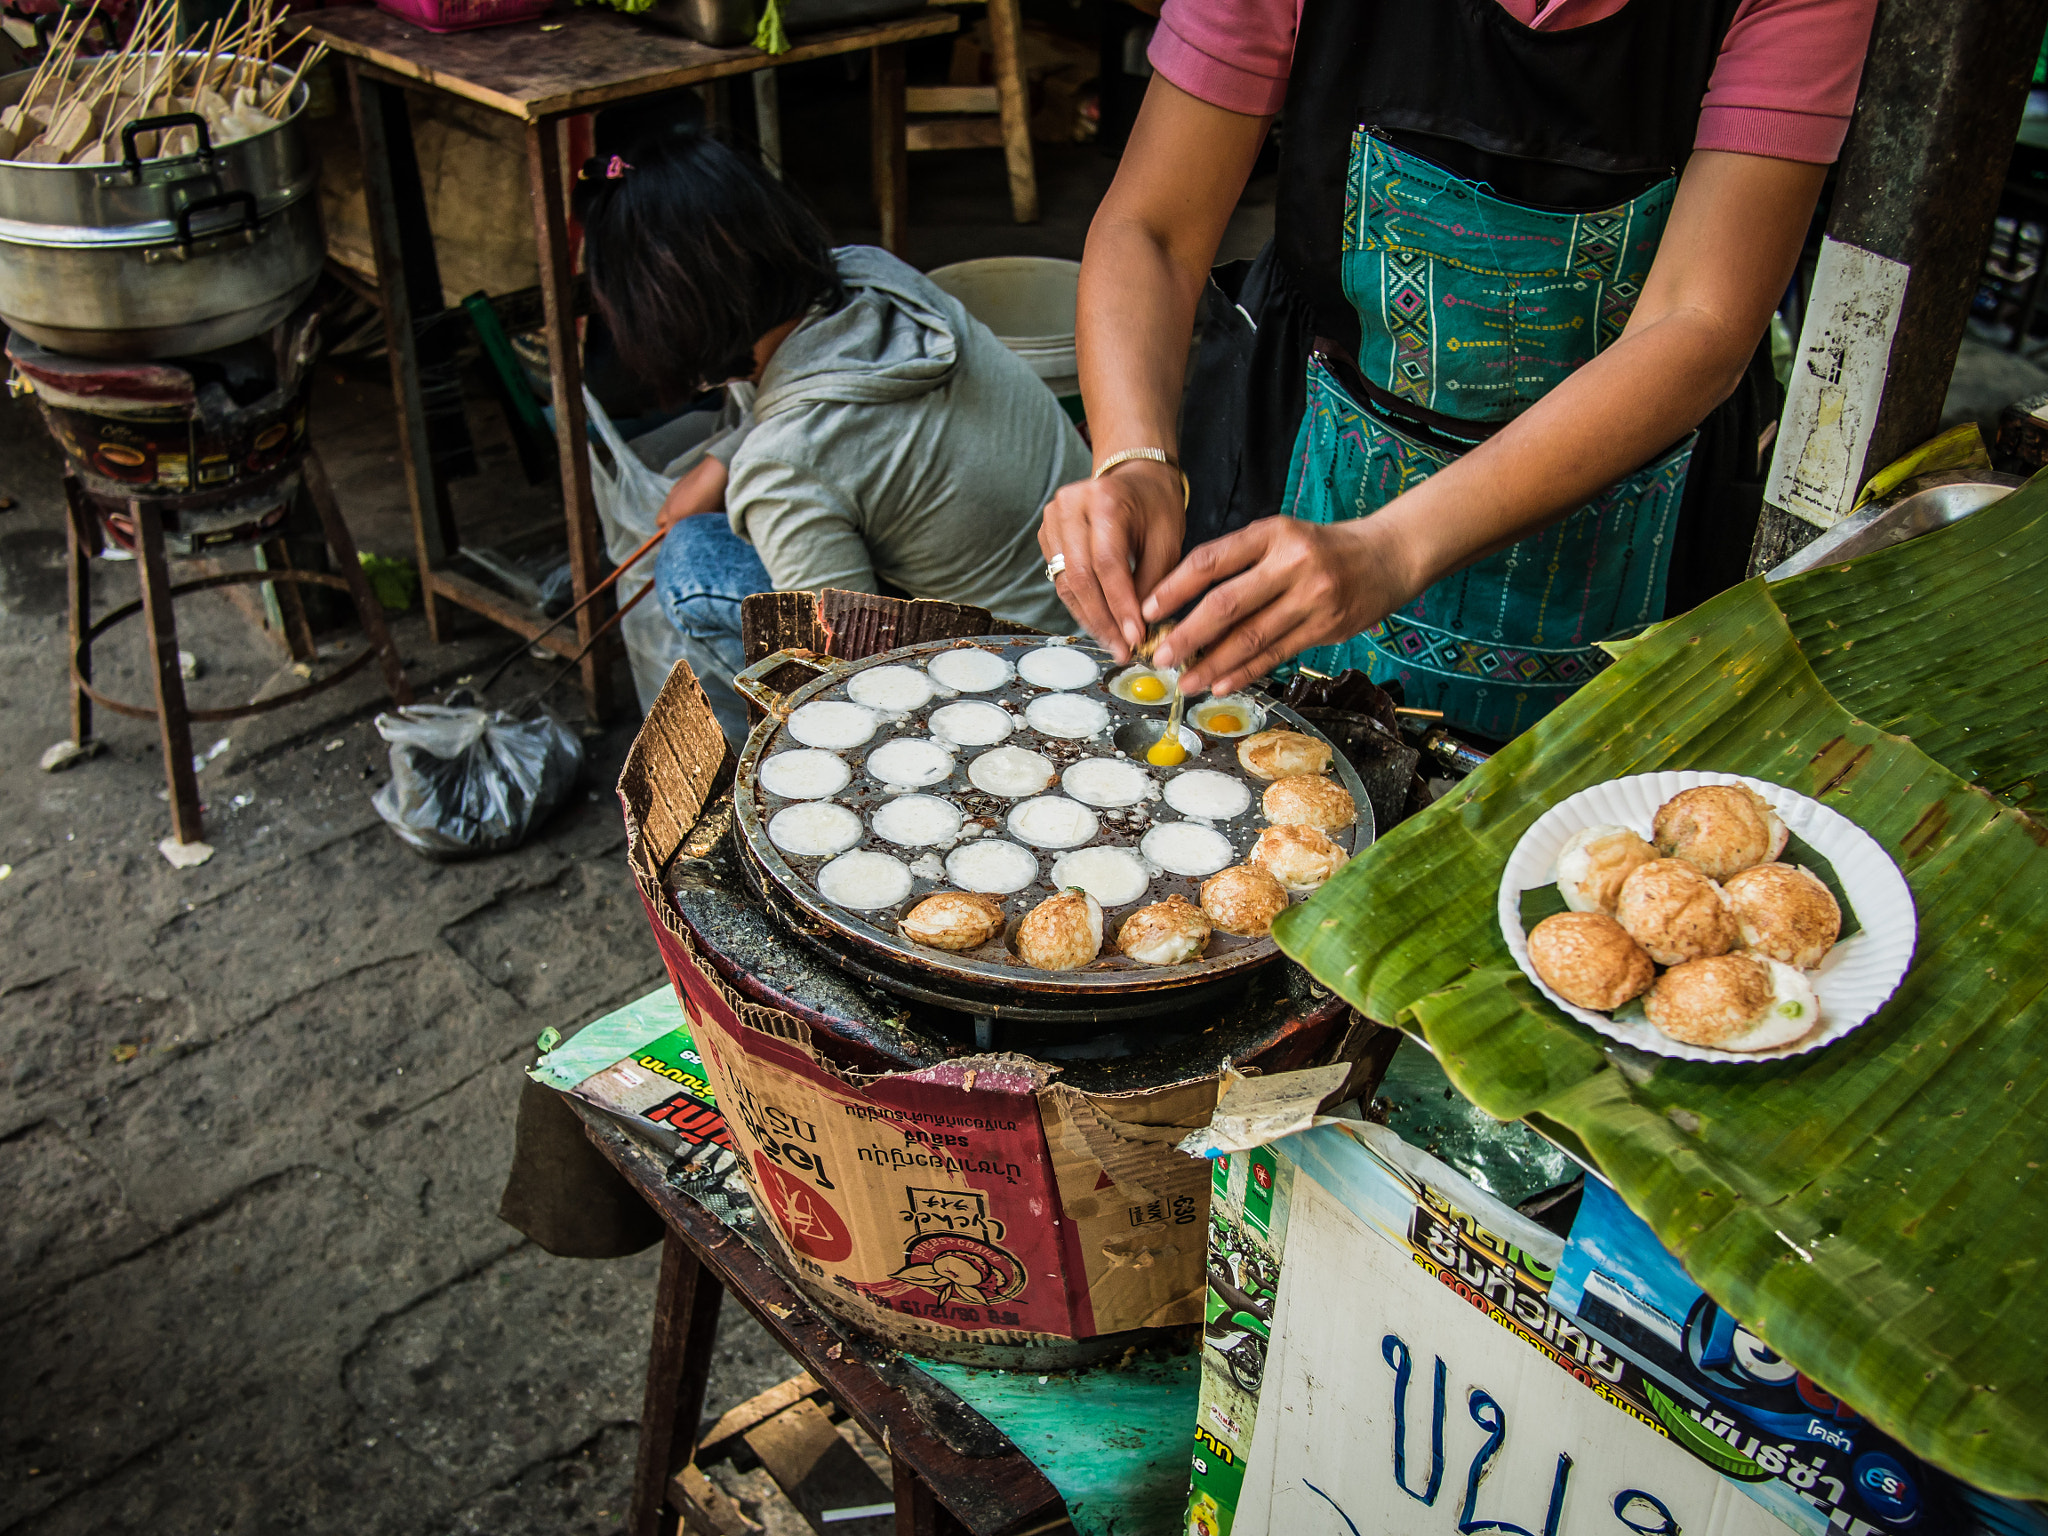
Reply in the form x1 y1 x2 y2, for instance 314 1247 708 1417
1749 0 2048 575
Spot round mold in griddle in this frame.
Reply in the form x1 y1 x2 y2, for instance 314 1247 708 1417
730 634 1374 1015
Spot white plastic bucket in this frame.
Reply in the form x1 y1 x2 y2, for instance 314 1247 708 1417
927 257 1081 406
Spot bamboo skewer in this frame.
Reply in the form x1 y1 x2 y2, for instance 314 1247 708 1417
6 0 311 166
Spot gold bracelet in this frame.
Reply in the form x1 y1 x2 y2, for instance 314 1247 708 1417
1093 446 1190 509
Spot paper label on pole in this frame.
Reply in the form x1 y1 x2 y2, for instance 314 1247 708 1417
1764 237 1910 529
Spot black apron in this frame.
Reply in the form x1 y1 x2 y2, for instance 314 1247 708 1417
1179 0 1773 733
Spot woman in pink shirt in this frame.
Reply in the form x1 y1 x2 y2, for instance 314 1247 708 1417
1041 0 1878 738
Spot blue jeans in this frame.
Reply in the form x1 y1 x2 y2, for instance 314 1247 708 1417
654 512 772 750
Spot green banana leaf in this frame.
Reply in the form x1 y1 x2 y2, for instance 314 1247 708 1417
1273 483 2048 1497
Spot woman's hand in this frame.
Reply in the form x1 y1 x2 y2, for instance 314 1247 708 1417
655 455 730 531
1148 516 1422 696
1039 459 1186 659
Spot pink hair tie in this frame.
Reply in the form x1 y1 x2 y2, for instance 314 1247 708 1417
605 155 632 180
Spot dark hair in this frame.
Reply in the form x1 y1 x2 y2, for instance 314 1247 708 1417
574 128 845 400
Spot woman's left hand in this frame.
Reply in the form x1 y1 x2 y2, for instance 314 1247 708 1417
1147 516 1420 697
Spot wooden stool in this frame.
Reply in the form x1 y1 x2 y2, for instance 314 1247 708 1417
64 447 413 848
908 0 1039 224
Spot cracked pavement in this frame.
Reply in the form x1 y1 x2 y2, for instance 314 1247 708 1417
0 367 793 1535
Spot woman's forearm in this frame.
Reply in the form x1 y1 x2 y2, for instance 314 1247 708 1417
1076 213 1205 460
1374 304 1757 596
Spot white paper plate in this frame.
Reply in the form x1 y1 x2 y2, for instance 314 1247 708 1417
1498 771 1916 1064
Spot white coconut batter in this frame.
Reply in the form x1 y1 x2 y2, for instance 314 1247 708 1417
847 664 936 713
929 700 1017 746
967 745 1057 798
1024 693 1111 740
786 700 879 750
945 839 1038 894
1049 846 1150 907
767 801 864 858
1016 645 1101 691
926 647 1011 693
1008 796 1100 849
1141 821 1235 877
1060 757 1154 808
865 737 953 789
758 749 851 801
1163 769 1252 821
816 850 913 910
871 794 965 847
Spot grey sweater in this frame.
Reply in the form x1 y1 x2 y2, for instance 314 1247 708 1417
724 247 1086 636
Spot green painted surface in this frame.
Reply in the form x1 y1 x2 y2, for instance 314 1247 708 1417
909 1353 1200 1536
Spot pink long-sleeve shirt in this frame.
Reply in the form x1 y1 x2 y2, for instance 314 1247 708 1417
1149 0 1880 164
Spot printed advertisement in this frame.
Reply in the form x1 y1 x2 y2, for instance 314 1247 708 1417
1186 1122 2047 1536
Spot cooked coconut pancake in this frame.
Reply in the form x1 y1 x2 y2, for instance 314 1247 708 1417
1050 846 1151 907
767 802 863 858
1016 888 1104 970
1555 824 1659 915
758 749 852 801
1200 863 1290 937
1008 796 1101 849
945 838 1039 894
1108 666 1176 705
1141 821 1236 878
871 794 965 847
1262 774 1355 832
865 737 954 789
816 849 914 910
1646 953 1819 1052
1526 912 1655 1012
1249 824 1347 893
1237 729 1333 781
1061 757 1154 808
1652 784 1788 880
1616 858 1739 966
929 700 1017 746
900 891 1006 951
1024 693 1112 739
1163 769 1252 821
787 700 879 750
1724 862 1841 969
1117 895 1212 965
968 745 1057 798
846 664 936 713
1016 645 1101 691
1189 696 1261 738
926 646 1012 693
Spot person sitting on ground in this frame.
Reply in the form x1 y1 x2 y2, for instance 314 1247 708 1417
575 129 1088 745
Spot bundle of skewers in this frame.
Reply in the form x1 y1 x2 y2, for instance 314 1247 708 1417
0 0 327 166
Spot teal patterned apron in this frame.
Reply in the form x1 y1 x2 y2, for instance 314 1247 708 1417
1285 132 1694 739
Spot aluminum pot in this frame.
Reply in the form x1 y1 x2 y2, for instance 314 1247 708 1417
0 56 321 359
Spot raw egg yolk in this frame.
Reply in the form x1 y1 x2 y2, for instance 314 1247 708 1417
1205 712 1243 733
1146 734 1188 767
1128 675 1169 703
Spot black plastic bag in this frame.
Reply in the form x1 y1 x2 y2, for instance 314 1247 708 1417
371 701 583 859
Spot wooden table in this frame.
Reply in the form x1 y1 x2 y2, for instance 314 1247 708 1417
308 6 960 720
575 1106 1071 1536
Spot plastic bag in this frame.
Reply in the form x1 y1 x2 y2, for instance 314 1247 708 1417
371 701 584 860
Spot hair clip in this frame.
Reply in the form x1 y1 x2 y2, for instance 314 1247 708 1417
606 155 632 180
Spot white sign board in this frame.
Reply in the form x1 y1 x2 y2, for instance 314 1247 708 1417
1234 1171 1796 1536
1763 237 1910 530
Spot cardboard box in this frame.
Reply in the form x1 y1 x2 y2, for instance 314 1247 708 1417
619 661 1324 1359
1186 1077 2046 1536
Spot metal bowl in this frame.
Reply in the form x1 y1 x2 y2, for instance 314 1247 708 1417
730 636 1375 1019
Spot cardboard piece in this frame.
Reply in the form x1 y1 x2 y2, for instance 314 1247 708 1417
618 660 1243 1354
1186 1095 2047 1536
